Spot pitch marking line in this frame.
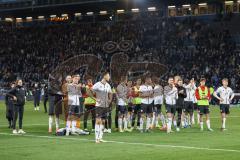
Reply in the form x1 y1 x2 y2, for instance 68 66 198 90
0 132 240 153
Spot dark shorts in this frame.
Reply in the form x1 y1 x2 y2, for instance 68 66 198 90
220 104 230 114
133 104 141 114
193 103 199 110
184 101 194 114
117 105 127 115
153 104 162 114
140 103 153 114
127 104 134 112
165 104 176 114
68 105 83 116
199 105 210 115
48 95 62 116
95 107 108 119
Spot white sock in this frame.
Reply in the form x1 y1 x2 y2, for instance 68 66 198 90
124 117 128 130
200 122 203 129
151 113 156 127
72 120 77 131
167 118 172 131
140 117 144 130
55 118 59 130
66 120 71 131
155 115 159 126
99 124 104 139
206 120 211 129
192 114 195 124
197 113 200 124
128 114 131 127
173 120 177 128
146 117 151 130
49 116 53 130
160 114 166 126
222 118 226 129
118 118 123 131
95 124 100 140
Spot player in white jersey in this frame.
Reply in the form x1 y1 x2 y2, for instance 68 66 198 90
66 75 82 136
213 78 234 131
152 77 165 129
116 76 128 132
92 72 112 143
139 76 154 133
183 78 197 127
164 77 178 133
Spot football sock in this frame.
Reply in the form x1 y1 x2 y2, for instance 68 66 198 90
55 117 59 130
124 117 128 130
167 118 172 132
206 120 211 129
222 118 226 129
140 117 144 130
146 117 151 130
48 116 53 130
200 122 204 130
118 118 123 131
99 124 104 139
160 114 166 126
95 124 100 140
173 120 177 128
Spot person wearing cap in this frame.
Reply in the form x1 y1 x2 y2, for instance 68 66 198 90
195 78 213 131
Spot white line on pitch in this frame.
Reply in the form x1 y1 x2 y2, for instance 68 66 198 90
0 132 240 153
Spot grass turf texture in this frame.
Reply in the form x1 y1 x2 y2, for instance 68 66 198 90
0 101 240 160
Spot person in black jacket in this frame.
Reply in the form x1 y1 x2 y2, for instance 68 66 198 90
175 78 187 132
43 84 48 113
7 79 26 134
32 83 41 111
5 82 15 128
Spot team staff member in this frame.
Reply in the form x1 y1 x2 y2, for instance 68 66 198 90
83 78 96 132
5 82 15 128
213 78 234 131
92 72 112 143
43 83 48 113
7 79 26 134
164 77 178 133
195 78 213 131
32 83 41 111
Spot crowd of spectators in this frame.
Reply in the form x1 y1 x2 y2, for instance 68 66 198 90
0 14 240 92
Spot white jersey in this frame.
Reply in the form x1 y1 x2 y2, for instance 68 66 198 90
92 81 112 108
67 83 82 106
164 85 178 105
116 83 128 106
139 84 154 104
184 83 197 102
215 86 234 104
153 85 163 105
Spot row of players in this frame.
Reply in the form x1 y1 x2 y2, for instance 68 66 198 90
59 73 234 143
5 72 234 143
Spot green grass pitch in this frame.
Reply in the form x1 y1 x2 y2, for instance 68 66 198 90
0 101 240 160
